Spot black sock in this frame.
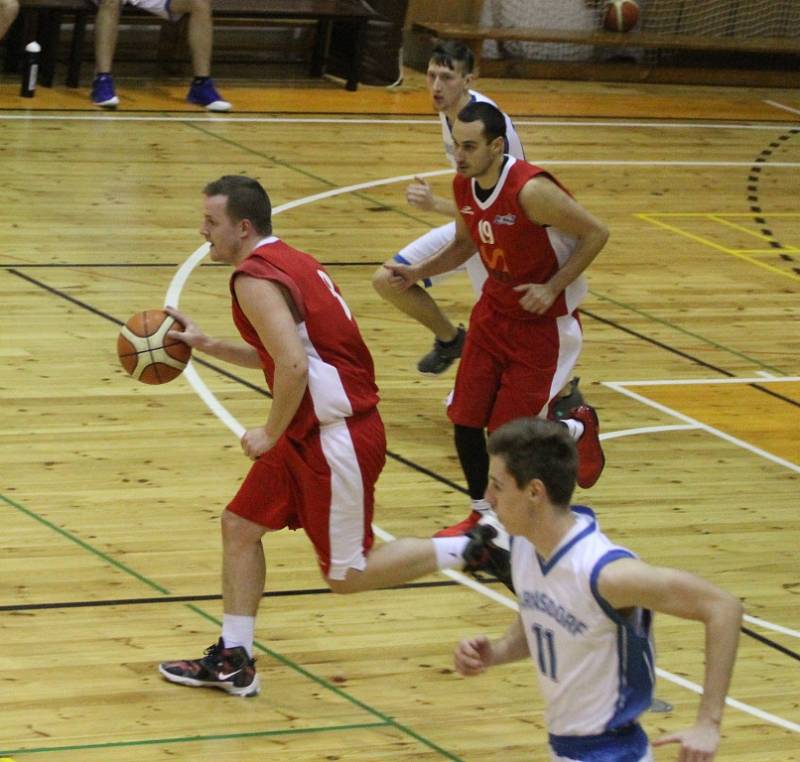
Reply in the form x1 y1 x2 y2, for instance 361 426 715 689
192 76 210 86
454 424 489 501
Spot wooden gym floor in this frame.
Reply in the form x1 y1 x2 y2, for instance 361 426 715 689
0 66 798 760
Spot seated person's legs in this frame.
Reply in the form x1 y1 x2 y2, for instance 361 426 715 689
89 0 231 111
91 0 121 107
170 0 231 111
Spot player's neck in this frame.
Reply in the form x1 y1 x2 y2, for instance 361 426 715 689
446 91 472 125
528 509 577 561
474 155 505 192
240 235 269 261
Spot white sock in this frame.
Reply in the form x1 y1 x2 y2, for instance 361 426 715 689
562 419 585 441
433 536 470 570
471 498 492 514
221 614 255 657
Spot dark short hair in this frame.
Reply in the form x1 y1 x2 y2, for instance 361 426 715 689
487 418 577 507
456 101 507 144
430 41 475 76
203 175 272 236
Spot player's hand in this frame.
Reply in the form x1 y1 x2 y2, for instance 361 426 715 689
164 305 208 349
512 282 558 314
652 721 721 761
382 263 418 292
405 176 437 211
454 635 493 676
240 427 275 460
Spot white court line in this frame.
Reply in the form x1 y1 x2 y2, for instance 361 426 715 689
744 615 800 639
1 112 798 131
600 424 699 441
610 376 800 387
164 176 799 734
764 100 800 118
605 382 800 475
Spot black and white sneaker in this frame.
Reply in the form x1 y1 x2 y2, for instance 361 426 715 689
462 511 514 592
159 638 260 697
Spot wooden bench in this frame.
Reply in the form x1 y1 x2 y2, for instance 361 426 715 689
9 0 379 91
412 21 800 86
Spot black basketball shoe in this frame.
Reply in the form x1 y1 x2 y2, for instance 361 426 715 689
159 638 260 697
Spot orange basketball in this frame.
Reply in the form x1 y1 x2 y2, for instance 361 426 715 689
603 0 640 32
117 309 191 384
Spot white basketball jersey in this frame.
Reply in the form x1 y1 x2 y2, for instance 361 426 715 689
440 89 525 168
512 507 655 737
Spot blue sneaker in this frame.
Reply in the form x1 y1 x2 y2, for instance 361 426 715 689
187 78 232 112
91 74 119 108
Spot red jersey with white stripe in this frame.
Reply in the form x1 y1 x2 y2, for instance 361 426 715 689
230 238 379 439
453 156 588 320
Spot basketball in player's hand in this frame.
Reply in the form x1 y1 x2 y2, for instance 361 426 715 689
117 309 191 384
603 0 640 32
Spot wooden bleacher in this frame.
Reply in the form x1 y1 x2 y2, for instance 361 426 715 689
9 0 379 90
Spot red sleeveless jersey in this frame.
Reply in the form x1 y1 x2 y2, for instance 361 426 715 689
230 238 379 439
453 157 587 319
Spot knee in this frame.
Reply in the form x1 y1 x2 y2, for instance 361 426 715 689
220 509 263 547
327 578 358 595
371 263 394 296
97 0 121 9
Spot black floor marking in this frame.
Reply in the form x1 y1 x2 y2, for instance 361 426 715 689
741 627 800 663
581 308 800 408
747 127 800 275
0 579 480 612
2 586 796 662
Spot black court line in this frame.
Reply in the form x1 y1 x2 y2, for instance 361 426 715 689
581 308 799 408
0 579 478 612
741 627 800 663
2 585 797 663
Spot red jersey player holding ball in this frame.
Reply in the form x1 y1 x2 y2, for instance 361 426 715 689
157 176 502 696
388 102 609 538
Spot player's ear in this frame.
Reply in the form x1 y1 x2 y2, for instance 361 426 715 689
528 478 546 503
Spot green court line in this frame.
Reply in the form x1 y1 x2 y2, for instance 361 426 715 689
0 493 464 762
588 290 790 375
0 722 389 757
0 494 169 595
181 120 436 226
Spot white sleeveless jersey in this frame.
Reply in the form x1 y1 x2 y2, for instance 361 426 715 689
512 506 655 737
439 89 525 168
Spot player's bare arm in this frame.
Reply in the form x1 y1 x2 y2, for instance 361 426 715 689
165 305 261 369
598 557 743 761
454 615 528 676
405 175 457 217
513 176 609 315
234 275 309 459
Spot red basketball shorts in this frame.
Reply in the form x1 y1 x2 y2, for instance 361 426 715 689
227 409 386 580
448 298 582 432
